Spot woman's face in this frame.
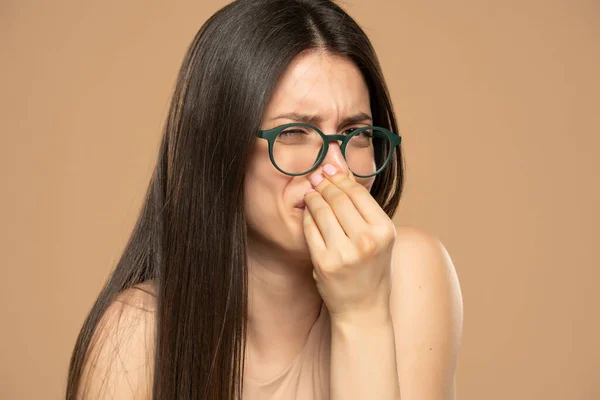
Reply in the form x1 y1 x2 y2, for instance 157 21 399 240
244 50 375 257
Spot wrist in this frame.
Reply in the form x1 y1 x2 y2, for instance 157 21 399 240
329 304 392 331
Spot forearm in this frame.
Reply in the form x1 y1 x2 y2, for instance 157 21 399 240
329 307 401 400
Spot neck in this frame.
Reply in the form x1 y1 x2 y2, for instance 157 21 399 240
245 234 323 378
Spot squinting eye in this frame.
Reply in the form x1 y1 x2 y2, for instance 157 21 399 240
345 128 372 137
280 129 308 136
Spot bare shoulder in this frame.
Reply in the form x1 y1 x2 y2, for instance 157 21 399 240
391 225 459 286
78 280 157 399
390 226 463 399
389 225 462 325
115 280 158 312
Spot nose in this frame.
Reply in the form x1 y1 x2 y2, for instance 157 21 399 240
310 139 350 177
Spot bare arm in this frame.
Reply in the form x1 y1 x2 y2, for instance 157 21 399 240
390 227 464 400
328 227 463 400
329 305 401 400
76 286 156 400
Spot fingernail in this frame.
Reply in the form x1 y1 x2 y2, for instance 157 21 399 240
323 164 336 176
305 188 315 194
310 174 323 186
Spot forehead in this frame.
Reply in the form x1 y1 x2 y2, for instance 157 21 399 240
262 50 370 125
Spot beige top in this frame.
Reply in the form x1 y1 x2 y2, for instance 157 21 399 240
243 302 331 400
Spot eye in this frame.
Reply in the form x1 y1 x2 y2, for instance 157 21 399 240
344 127 372 137
280 129 308 136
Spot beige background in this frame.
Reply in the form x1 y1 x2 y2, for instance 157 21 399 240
1 0 599 399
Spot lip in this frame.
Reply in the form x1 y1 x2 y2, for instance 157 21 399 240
294 200 306 210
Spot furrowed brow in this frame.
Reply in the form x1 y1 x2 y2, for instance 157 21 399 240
271 112 372 127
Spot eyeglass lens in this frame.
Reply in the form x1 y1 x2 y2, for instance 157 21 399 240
271 125 392 176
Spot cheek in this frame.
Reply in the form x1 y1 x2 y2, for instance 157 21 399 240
243 157 290 231
355 175 376 193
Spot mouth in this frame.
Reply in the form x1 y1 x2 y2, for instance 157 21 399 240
294 200 306 210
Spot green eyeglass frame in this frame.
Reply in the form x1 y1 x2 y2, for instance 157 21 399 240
257 123 402 178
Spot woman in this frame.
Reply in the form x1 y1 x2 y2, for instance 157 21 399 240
66 0 463 399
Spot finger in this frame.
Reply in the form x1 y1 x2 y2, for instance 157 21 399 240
302 204 326 255
304 189 350 249
320 164 390 225
313 175 368 242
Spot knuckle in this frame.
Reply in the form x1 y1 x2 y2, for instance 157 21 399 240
375 223 396 242
357 232 378 256
341 250 361 266
315 255 336 273
386 223 397 240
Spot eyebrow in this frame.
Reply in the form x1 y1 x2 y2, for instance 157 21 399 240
271 112 373 127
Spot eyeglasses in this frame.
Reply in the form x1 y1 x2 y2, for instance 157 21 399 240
257 123 402 178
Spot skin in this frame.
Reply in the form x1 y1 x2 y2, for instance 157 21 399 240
81 49 463 400
243 49 378 380
245 49 463 399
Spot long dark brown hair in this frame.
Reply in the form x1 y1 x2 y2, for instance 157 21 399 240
66 0 405 398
